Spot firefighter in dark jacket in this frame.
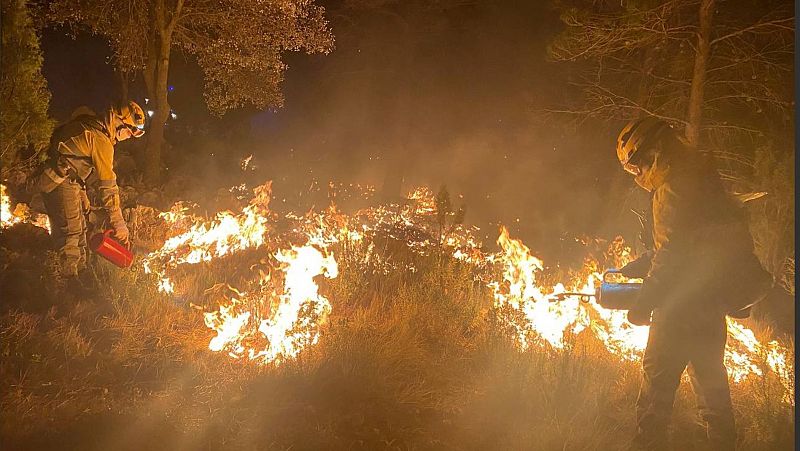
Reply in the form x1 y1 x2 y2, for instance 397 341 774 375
37 101 146 280
616 117 771 450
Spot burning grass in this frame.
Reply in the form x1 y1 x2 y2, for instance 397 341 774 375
0 182 794 450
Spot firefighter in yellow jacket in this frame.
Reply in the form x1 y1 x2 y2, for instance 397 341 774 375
615 117 770 450
37 101 146 280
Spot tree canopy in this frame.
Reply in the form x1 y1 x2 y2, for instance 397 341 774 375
548 0 793 151
46 0 334 114
45 0 334 183
1 0 54 176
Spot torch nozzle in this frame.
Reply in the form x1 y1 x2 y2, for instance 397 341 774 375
549 292 596 303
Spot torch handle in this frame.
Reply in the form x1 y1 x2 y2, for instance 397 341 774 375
550 292 596 303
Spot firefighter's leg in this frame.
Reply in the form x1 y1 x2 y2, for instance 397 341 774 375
77 188 90 272
42 188 66 253
41 180 84 277
687 315 736 450
633 318 689 450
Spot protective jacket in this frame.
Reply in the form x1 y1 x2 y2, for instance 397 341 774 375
626 152 771 318
39 113 124 226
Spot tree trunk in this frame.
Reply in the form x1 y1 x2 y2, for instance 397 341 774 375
143 34 171 186
143 2 172 186
143 26 157 100
116 69 129 103
633 0 660 119
685 0 715 147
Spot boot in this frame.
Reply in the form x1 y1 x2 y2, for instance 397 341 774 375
75 256 98 292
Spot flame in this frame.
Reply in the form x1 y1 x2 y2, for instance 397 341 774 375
492 226 579 349
0 176 787 401
1 184 50 232
143 181 344 365
197 245 337 364
131 180 792 401
255 245 337 362
241 154 254 171
145 183 485 363
491 226 650 355
492 226 793 403
144 182 273 272
725 319 794 402
158 277 175 294
1 184 20 228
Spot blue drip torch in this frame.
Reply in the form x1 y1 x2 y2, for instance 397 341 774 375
549 269 642 310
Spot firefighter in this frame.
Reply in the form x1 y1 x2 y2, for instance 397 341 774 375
616 117 770 450
36 100 146 282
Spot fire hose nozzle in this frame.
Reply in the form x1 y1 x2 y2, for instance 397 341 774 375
549 292 595 303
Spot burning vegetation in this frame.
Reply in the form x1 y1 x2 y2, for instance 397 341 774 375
0 181 793 449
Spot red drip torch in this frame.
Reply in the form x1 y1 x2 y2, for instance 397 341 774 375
89 229 134 268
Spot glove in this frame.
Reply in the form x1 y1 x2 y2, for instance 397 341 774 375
619 250 654 279
626 305 652 326
113 222 130 245
108 208 130 245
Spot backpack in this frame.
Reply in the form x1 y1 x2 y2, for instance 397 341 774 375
706 221 773 319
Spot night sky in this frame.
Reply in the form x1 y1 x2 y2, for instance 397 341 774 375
40 1 646 262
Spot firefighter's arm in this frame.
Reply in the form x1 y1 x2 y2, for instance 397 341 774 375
91 135 117 182
636 184 681 312
92 139 129 243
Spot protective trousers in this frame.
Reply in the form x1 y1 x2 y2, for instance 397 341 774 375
634 310 735 450
42 179 89 277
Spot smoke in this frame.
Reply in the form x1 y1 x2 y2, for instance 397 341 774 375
40 2 650 263
222 2 646 258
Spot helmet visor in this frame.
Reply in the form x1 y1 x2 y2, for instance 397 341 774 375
623 161 641 176
130 123 145 138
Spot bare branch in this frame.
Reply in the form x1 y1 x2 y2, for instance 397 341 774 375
711 16 794 46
